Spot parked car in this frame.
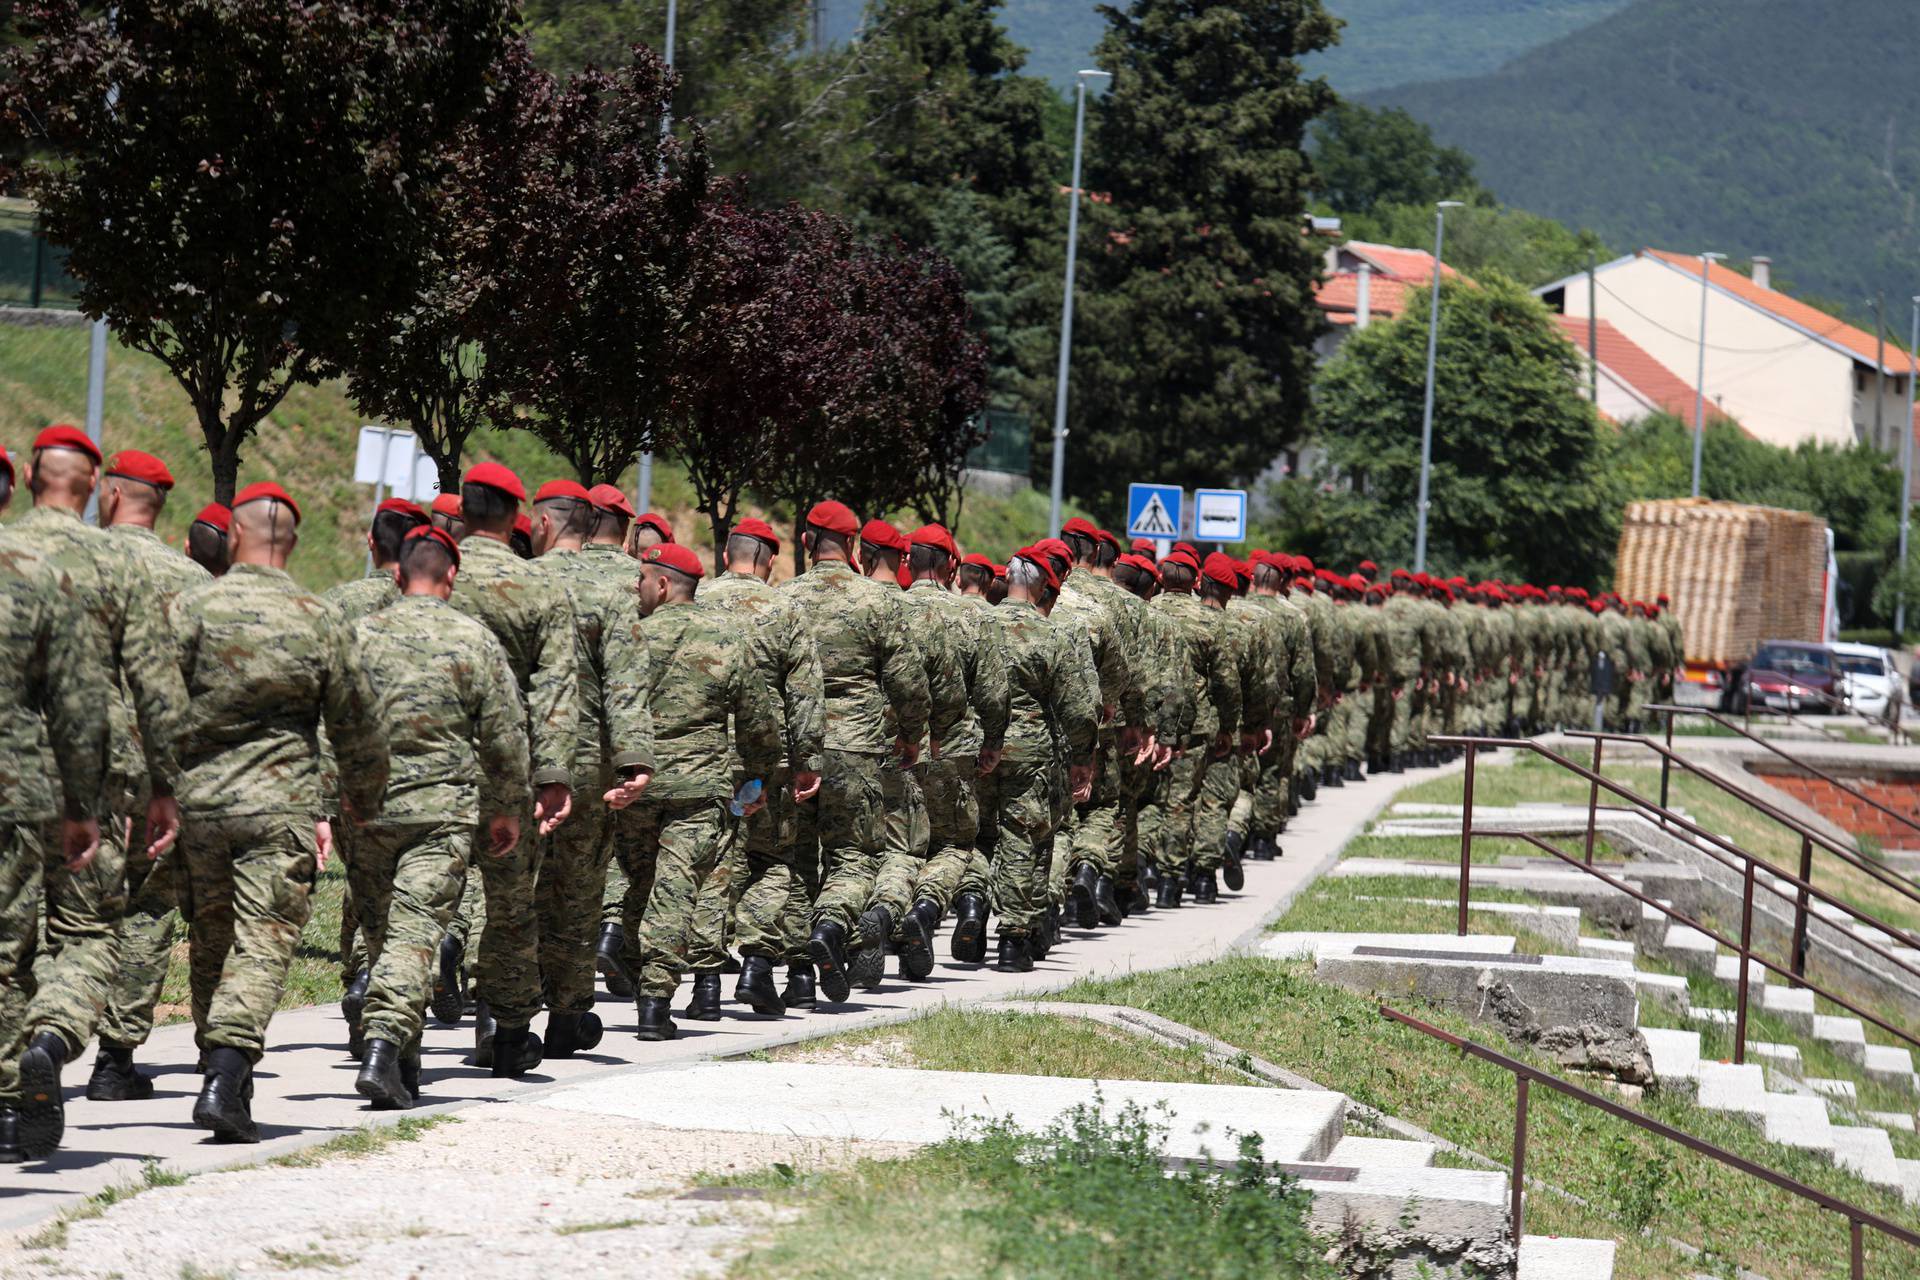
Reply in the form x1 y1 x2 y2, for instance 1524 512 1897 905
1724 641 1843 714
1831 641 1905 721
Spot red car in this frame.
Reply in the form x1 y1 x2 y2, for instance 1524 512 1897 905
1729 641 1842 714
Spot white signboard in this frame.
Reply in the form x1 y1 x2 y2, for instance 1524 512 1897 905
354 426 438 501
1193 488 1248 543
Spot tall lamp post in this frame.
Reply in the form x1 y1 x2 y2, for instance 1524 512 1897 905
634 0 680 516
1899 296 1919 637
1411 200 1463 574
1689 250 1726 498
1048 67 1110 536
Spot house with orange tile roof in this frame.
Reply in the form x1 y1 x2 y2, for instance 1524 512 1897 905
1311 239 1469 360
1552 314 1731 429
1535 250 1914 454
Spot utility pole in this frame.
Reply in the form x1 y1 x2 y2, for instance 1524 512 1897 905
1587 251 1599 407
1690 251 1726 498
1875 292 1888 449
634 0 679 517
1047 68 1110 536
1412 200 1464 574
1900 297 1919 637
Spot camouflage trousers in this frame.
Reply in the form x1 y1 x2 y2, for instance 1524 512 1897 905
99 821 181 1051
688 770 795 970
350 819 470 1050
1191 750 1244 873
795 750 885 955
537 802 611 1015
335 822 369 983
1156 746 1216 875
872 760 931 926
1334 692 1367 766
178 813 316 1062
445 806 544 1032
614 798 739 1000
989 763 1055 936
1133 766 1174 875
956 770 997 901
913 755 979 915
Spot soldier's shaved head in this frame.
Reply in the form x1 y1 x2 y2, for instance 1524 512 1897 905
638 560 698 613
229 498 299 568
397 536 457 595
26 445 97 513
725 534 772 577
101 473 165 528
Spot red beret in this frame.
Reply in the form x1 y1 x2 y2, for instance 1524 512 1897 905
859 518 908 552
233 481 301 524
1094 527 1122 550
642 542 706 579
1131 538 1156 555
1656 593 1671 605
1117 552 1161 581
1357 560 1378 572
991 562 1007 580
635 512 674 542
403 523 461 568
909 523 958 559
192 502 231 533
534 479 592 504
731 517 780 551
513 512 532 538
588 484 635 519
1163 547 1200 572
805 501 859 538
1034 537 1072 566
431 493 463 519
107 450 174 490
1173 541 1197 557
1347 574 1367 591
0 446 10 483
1013 547 1059 591
33 424 101 464
960 552 996 571
376 497 427 522
1233 559 1253 583
1060 516 1101 541
464 461 525 502
1201 552 1239 590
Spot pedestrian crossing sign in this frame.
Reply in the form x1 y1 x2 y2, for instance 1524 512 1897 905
1126 483 1183 540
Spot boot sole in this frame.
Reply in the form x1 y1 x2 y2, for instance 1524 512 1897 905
898 916 935 981
849 945 886 991
191 1097 258 1143
354 1073 414 1111
806 938 853 1004
85 1078 154 1103
735 985 786 1018
596 952 636 999
634 1023 678 1042
18 1045 63 1158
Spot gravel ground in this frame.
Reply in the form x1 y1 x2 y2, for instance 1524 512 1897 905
0 1102 917 1279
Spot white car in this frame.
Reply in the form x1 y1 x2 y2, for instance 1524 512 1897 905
1831 642 1904 721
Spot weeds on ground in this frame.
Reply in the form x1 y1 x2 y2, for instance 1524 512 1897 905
267 1115 455 1168
25 1160 188 1250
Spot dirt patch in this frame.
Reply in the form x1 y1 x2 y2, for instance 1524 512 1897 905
771 1034 918 1069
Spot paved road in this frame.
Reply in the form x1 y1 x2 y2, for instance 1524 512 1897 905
0 755 1459 1231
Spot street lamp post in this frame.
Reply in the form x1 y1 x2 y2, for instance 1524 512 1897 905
1411 200 1463 574
1690 251 1726 498
1048 68 1110 537
635 0 680 517
1899 296 1919 637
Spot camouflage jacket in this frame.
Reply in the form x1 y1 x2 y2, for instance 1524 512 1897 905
1151 591 1240 743
779 559 928 755
531 547 656 786
1055 571 1141 728
322 570 399 626
699 569 826 775
0 528 110 823
883 579 967 753
448 534 580 789
168 564 386 819
634 596 784 803
1379 595 1424 682
1131 592 1192 743
107 524 210 796
1224 597 1279 732
355 595 531 824
900 579 1008 757
998 599 1097 769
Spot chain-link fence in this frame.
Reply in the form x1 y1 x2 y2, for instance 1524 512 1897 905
966 406 1032 477
0 208 81 309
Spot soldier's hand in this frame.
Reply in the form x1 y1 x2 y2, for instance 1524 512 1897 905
894 736 921 769
536 783 574 834
314 819 334 872
603 769 654 811
144 795 180 861
792 770 822 803
487 814 521 857
1152 742 1174 771
1130 732 1156 767
1298 714 1316 739
1069 764 1094 804
60 817 100 871
1258 727 1275 756
975 749 1001 778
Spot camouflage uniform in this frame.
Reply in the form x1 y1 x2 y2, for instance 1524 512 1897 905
957 594 1008 903
352 596 529 1051
168 565 386 1060
1052 570 1138 886
1145 590 1239 879
994 599 1096 935
874 587 967 929
0 528 112 1107
444 535 579 1032
780 560 928 956
1380 592 1424 760
1235 590 1314 842
688 570 824 969
1210 596 1275 869
613 597 783 999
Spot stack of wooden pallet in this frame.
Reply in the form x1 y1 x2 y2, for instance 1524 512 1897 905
1614 499 1827 663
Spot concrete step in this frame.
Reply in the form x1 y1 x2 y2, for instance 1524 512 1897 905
1714 954 1769 987
1814 1013 1868 1063
1805 1077 1858 1103
1348 895 1582 948
1641 1026 1703 1091
1899 1158 1920 1206
1576 937 1636 962
1518 1234 1617 1279
1295 1165 1514 1273
1635 971 1691 1013
1661 922 1719 969
1863 1044 1919 1093
1827 1125 1906 1194
1260 931 1517 962
1758 984 1816 1033
1695 1062 1835 1154
1864 1110 1916 1133
1325 1135 1435 1168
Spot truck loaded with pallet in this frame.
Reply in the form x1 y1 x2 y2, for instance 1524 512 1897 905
1613 498 1837 706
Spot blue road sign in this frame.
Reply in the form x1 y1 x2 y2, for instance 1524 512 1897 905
1193 488 1248 543
1127 483 1183 540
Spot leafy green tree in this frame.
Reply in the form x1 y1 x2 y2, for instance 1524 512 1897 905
1338 200 1608 289
1291 273 1617 583
1311 101 1481 215
1065 0 1339 521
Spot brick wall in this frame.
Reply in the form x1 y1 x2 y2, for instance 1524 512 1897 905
1761 773 1920 844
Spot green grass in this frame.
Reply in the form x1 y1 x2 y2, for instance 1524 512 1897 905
24 1160 189 1250
1342 829 1623 866
1047 957 1920 1280
1268 873 1572 956
553 1219 649 1237
260 1247 354 1269
265 1115 456 1169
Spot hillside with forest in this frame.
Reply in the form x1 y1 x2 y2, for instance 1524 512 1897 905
1373 0 1920 320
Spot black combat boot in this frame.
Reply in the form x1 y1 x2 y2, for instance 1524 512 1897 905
1222 831 1247 891
18 1032 67 1158
1154 877 1179 909
1193 869 1219 905
400 1051 422 1104
546 1010 605 1057
1297 770 1317 803
1094 874 1123 926
1068 863 1100 929
489 1026 543 1078
949 892 989 964
781 962 817 1009
735 957 785 1017
86 1043 155 1102
635 997 677 1042
806 921 853 1003
994 935 1033 973
683 972 723 1021
431 933 466 1024
0 1109 22 1163
849 906 892 992
193 1047 258 1144
471 998 498 1068
355 1038 413 1111
341 967 370 1061
1124 881 1151 915
898 900 940 981
595 923 635 998
1251 836 1281 861
1346 760 1364 782
720 952 743 975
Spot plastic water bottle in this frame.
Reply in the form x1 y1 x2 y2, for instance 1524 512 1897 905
729 778 764 817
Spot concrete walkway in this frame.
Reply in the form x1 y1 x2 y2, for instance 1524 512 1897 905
0 755 1461 1230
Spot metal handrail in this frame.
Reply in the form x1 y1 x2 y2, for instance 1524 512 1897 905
1439 736 1920 993
1379 1004 1920 1277
1568 729 1920 910
1651 703 1920 841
